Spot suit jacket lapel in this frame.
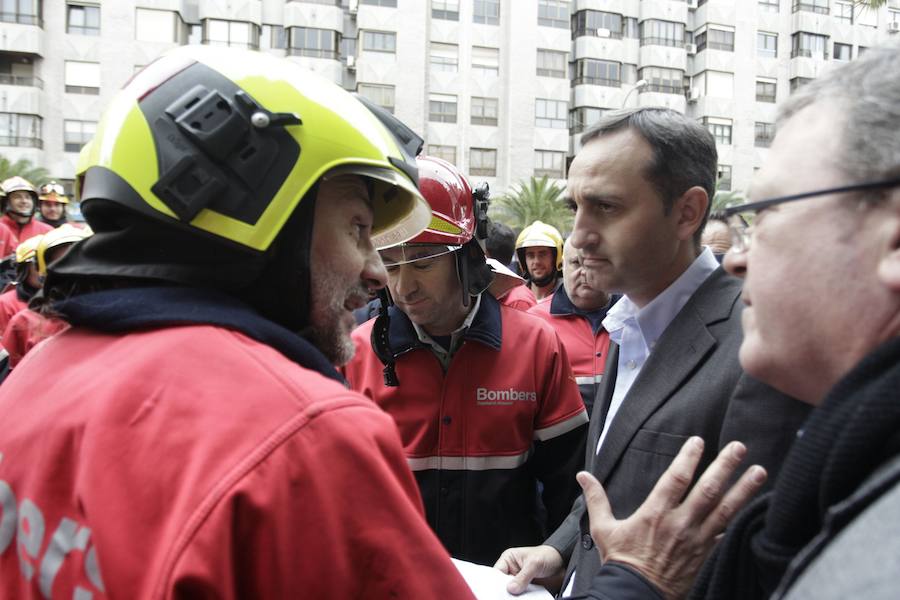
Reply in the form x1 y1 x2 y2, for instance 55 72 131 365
586 344 618 471
591 270 741 483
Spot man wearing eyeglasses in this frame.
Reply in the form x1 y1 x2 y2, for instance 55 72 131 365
497 106 808 597
520 44 900 600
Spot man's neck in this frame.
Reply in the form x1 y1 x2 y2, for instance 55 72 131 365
531 279 557 301
6 213 29 225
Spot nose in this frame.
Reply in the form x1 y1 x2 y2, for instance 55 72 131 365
389 264 418 299
362 246 388 291
723 247 747 278
569 208 597 252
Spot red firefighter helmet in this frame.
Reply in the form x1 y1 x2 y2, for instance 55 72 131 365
380 155 489 265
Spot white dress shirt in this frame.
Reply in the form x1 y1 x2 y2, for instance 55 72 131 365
595 247 720 453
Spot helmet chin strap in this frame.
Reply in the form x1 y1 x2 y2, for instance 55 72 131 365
7 208 34 219
530 272 557 288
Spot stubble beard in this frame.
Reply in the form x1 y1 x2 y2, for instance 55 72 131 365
307 263 369 366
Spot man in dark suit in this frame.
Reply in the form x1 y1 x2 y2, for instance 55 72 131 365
495 107 809 596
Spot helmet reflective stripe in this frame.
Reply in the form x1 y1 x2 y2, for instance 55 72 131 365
78 46 429 253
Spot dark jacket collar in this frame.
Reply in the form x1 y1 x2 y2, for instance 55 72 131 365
550 286 617 335
53 286 343 383
386 292 503 357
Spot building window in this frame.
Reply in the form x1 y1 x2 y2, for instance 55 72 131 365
834 1 853 23
430 42 458 72
289 28 340 58
472 46 499 76
757 32 778 58
361 30 396 53
696 26 735 52
0 0 40 25
858 46 868 56
473 0 499 25
640 19 685 48
856 4 877 27
792 0 828 15
357 83 395 113
717 165 732 191
754 122 775 148
790 76 812 92
361 0 397 5
67 3 99 35
471 97 498 126
538 0 568 28
890 9 900 25
534 150 565 178
639 66 685 94
64 61 100 95
623 17 639 38
429 93 457 123
535 99 567 129
0 112 41 148
470 148 497 176
834 42 852 61
432 0 459 21
427 144 456 164
203 19 260 49
791 32 828 59
536 49 566 78
569 107 604 134
573 59 621 87
135 8 179 43
341 37 357 61
695 70 734 98
0 56 40 88
702 117 732 145
758 0 779 12
571 10 623 39
187 24 201 45
756 78 777 103
262 24 287 50
63 119 95 153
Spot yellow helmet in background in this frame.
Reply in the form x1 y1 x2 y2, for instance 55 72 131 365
14 234 44 265
515 220 564 272
76 45 429 253
38 181 70 204
36 224 91 275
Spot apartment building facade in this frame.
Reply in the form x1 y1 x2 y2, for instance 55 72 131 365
0 0 897 197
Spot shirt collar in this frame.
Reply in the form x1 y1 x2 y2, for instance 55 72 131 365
603 247 720 348
386 292 502 356
412 293 482 354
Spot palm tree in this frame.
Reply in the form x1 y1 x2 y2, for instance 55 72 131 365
0 155 49 185
855 0 886 7
489 176 573 234
712 189 744 212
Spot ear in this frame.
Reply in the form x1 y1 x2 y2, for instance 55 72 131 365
877 198 900 292
673 186 709 242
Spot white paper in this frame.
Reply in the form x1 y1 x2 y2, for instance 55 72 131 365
452 558 554 600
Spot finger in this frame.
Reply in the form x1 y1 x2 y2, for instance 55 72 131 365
698 464 767 541
643 436 705 510
679 441 748 525
493 549 520 574
506 561 539 595
577 471 616 541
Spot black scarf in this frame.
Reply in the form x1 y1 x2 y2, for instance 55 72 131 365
691 336 900 599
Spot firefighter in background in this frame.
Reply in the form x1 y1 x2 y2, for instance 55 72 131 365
0 175 52 243
1 225 90 369
0 46 475 599
0 234 43 337
528 238 616 417
0 189 17 257
37 181 70 228
516 220 564 302
344 155 588 566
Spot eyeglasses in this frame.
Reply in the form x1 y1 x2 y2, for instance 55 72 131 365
722 175 900 253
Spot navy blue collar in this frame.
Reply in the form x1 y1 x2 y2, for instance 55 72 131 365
53 286 344 384
385 292 503 357
550 286 617 335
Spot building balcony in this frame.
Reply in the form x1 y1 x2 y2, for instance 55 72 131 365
0 21 43 56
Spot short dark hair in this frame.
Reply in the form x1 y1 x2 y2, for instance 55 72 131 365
485 221 516 265
580 107 718 245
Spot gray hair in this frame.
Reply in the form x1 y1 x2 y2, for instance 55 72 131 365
778 43 900 183
580 107 717 245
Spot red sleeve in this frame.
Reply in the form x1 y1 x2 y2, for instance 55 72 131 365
166 398 476 600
